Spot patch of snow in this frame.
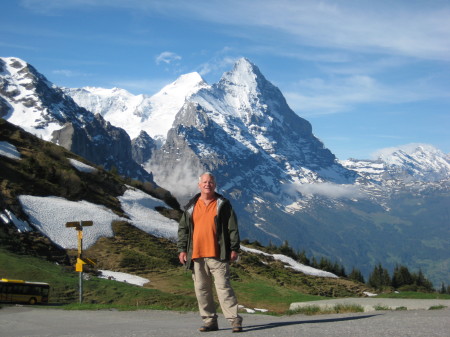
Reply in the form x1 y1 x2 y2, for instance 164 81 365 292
1 209 33 232
363 291 378 297
0 141 21 160
16 186 178 249
117 188 178 240
241 246 338 278
69 158 97 173
18 195 121 249
238 304 268 314
98 270 150 287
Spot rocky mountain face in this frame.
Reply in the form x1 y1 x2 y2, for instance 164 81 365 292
0 57 153 182
131 131 157 165
2 56 449 286
147 59 358 202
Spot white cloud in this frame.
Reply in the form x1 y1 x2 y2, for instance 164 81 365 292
155 52 182 65
52 69 91 77
284 71 450 117
288 182 366 199
285 75 386 116
198 56 235 76
145 160 203 206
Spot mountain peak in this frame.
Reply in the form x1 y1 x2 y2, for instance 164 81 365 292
173 72 206 86
153 71 208 101
219 57 263 91
233 57 259 75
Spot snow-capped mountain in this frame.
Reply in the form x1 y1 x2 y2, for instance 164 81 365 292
63 72 209 143
0 57 153 182
342 144 450 183
2 56 449 286
146 58 357 204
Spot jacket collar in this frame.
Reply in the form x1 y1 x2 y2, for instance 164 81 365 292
184 192 225 213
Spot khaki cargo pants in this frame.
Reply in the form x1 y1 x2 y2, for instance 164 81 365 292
192 257 242 325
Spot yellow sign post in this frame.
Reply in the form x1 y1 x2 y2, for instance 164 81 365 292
65 221 95 304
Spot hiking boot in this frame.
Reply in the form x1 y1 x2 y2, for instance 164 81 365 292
231 318 243 333
199 322 219 332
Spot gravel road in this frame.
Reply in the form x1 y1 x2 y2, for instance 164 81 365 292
1 300 449 337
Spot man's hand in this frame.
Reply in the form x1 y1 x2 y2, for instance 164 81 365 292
179 252 187 265
230 251 239 262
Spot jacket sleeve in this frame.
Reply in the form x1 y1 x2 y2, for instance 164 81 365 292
228 207 240 252
177 211 189 253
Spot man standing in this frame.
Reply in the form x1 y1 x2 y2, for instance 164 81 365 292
178 172 243 333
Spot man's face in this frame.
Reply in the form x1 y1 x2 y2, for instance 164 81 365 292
198 174 216 196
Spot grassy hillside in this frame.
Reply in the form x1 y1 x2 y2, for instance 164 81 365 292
83 221 372 312
1 220 372 313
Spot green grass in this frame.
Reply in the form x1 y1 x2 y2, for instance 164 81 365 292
395 306 407 311
428 305 447 310
232 275 323 311
373 304 390 311
0 247 322 313
375 291 450 300
0 248 198 310
286 304 364 316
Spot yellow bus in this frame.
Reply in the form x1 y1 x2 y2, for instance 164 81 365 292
0 278 50 305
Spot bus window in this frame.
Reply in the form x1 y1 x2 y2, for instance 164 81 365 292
0 279 50 305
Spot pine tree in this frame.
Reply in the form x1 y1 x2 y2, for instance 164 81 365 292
349 267 365 283
296 249 310 265
412 269 434 291
392 264 413 289
279 240 297 259
368 263 391 290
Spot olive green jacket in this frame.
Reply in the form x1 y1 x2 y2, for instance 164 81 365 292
177 192 240 270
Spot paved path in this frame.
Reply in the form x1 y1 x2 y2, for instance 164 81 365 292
0 300 449 337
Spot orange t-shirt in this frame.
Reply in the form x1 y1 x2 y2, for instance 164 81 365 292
191 198 219 259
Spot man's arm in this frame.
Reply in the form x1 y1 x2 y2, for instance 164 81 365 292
177 212 189 264
228 208 240 252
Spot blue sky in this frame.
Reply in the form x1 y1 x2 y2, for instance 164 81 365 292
1 0 449 160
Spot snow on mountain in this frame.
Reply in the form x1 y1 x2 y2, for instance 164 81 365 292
64 72 209 141
0 57 69 139
373 144 450 180
341 143 450 183
147 58 357 207
0 57 154 182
